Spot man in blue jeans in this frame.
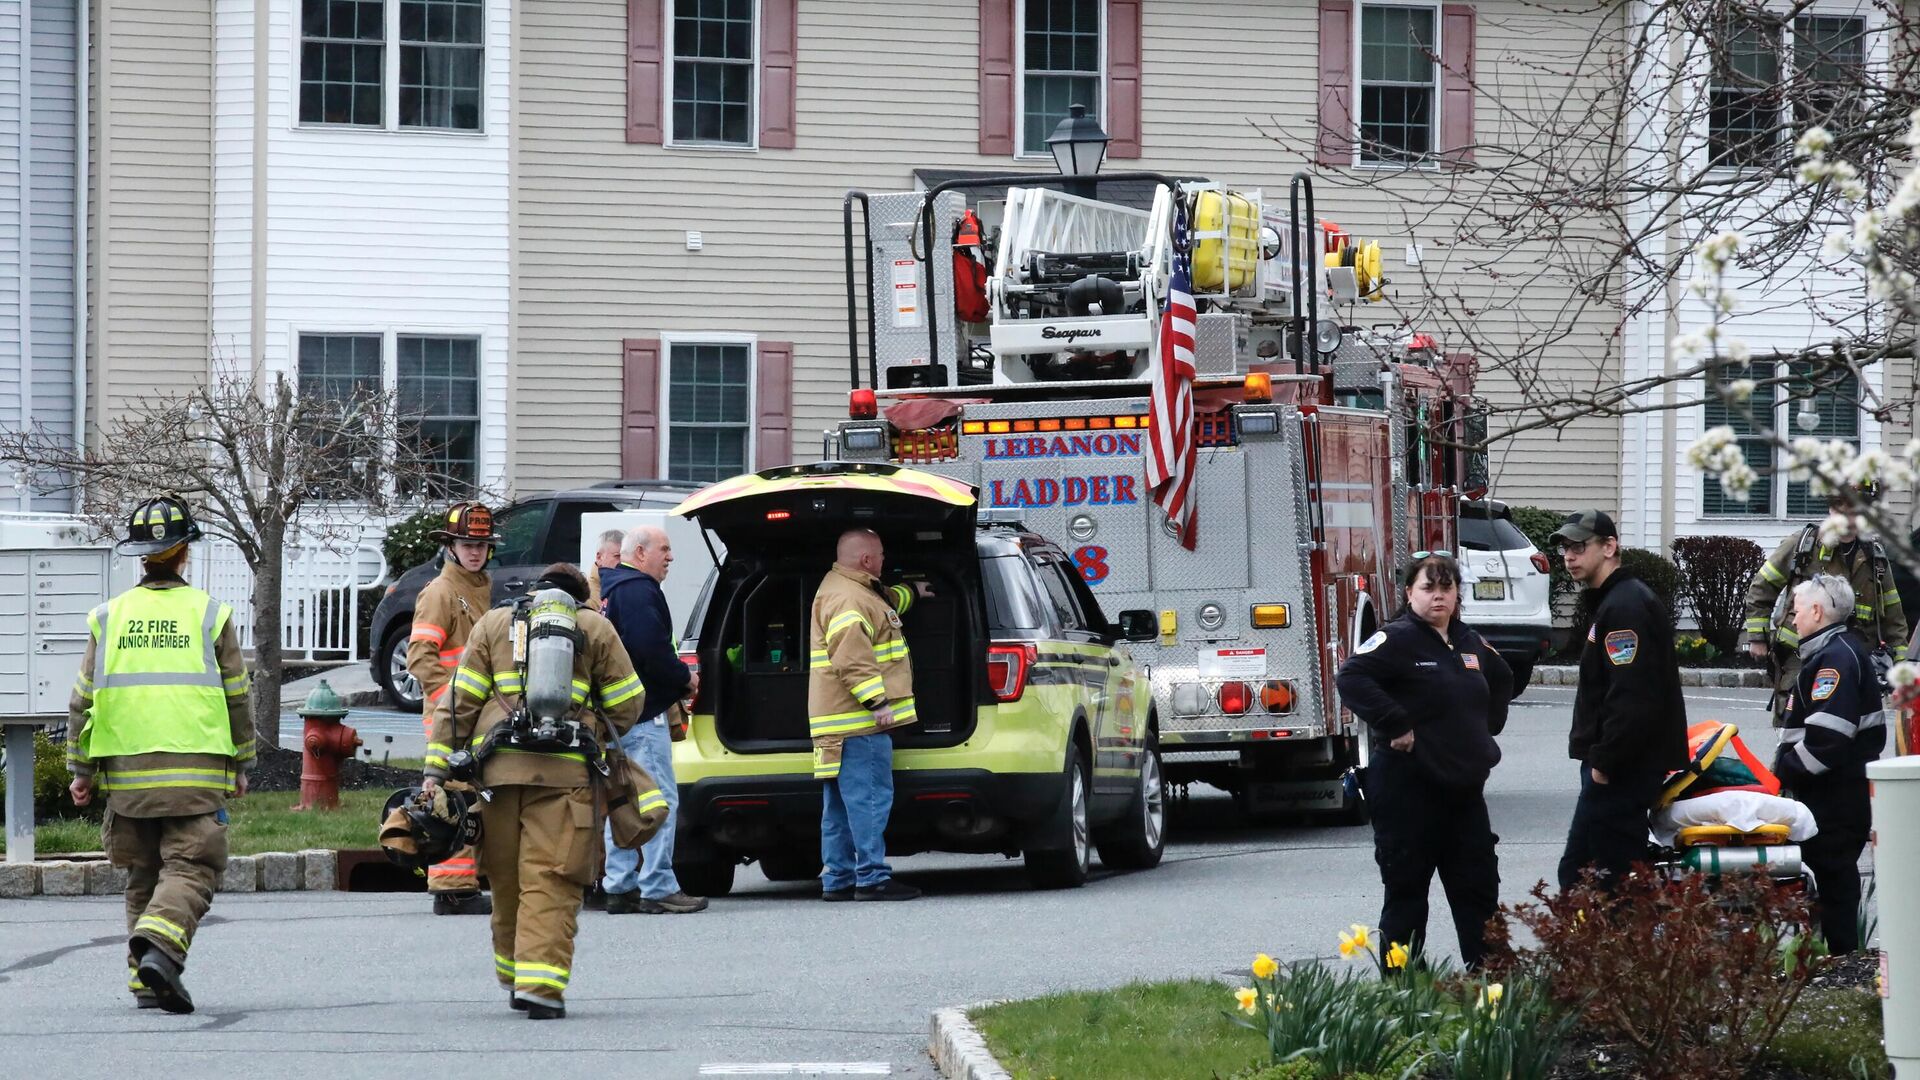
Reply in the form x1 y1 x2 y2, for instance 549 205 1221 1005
598 525 706 915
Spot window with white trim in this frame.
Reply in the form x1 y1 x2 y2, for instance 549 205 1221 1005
299 0 485 131
664 341 753 483
296 332 482 500
1018 0 1102 156
1707 13 1866 170
1358 4 1437 164
1700 361 1863 518
669 0 757 146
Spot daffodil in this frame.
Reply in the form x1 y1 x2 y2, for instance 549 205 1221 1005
1252 953 1278 979
1235 986 1258 1015
1478 982 1505 1016
1338 923 1374 958
1386 942 1410 969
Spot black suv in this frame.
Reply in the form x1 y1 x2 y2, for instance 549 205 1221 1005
367 480 699 711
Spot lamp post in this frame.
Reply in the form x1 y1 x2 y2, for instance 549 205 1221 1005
1046 103 1110 199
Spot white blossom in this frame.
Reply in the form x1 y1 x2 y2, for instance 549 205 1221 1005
1823 229 1855 260
1686 426 1739 469
1673 333 1708 361
1889 661 1920 689
1719 460 1758 500
1796 127 1834 156
1723 378 1756 402
1839 179 1868 203
1818 512 1855 546
1726 338 1752 363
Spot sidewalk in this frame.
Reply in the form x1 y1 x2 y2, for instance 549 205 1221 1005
280 663 389 710
1533 664 1769 688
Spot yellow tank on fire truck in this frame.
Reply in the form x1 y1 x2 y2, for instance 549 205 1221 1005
818 170 1485 818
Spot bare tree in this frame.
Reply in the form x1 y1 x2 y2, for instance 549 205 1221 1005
0 367 462 747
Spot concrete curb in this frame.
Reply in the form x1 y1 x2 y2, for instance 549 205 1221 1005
1534 664 1769 688
4 849 348 897
929 1003 1013 1080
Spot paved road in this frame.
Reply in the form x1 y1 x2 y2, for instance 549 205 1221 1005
1 686 1808 1078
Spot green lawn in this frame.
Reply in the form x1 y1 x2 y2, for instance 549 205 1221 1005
2 789 392 857
971 979 1269 1080
1765 987 1891 1080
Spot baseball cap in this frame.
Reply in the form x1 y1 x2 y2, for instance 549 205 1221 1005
1549 509 1618 544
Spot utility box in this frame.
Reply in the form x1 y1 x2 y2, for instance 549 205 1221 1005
1870 755 1920 1078
0 514 126 717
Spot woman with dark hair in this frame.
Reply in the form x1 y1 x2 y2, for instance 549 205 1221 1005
1335 552 1514 970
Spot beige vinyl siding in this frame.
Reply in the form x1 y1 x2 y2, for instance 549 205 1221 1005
513 0 1620 507
92 0 213 426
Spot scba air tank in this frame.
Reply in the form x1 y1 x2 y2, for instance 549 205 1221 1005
523 589 581 723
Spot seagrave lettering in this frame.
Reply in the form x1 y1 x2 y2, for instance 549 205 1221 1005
1040 326 1103 342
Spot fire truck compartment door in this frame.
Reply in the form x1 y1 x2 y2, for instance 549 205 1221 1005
669 462 978 549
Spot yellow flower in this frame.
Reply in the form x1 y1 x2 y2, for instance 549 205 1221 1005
1386 942 1410 969
1235 987 1259 1015
1478 982 1505 1015
1339 923 1374 958
1252 953 1279 979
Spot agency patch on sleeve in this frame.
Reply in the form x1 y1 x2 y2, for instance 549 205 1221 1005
1462 652 1482 670
1356 631 1387 655
1603 629 1639 666
1587 624 1598 643
1811 667 1841 701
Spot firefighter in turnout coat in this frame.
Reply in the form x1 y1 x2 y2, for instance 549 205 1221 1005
807 529 928 902
66 496 254 1015
411 501 496 914
1775 573 1885 955
424 563 648 1018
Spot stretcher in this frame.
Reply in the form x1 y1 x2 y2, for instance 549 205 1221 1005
1646 721 1812 886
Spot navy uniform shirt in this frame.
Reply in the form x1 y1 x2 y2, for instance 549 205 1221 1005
1336 608 1514 790
1778 621 1886 784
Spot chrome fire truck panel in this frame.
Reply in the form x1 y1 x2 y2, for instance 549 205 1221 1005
865 191 965 388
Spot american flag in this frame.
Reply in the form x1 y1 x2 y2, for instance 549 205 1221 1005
1146 198 1199 550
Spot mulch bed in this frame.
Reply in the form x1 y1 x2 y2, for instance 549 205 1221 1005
1807 950 1879 992
249 745 418 793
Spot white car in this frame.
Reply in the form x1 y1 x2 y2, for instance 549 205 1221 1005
1457 499 1554 694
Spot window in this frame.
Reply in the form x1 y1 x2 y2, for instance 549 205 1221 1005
1358 5 1437 164
489 500 549 568
669 0 756 146
664 342 752 483
541 501 623 564
1708 14 1783 168
1785 363 1861 515
297 334 383 496
1033 555 1090 631
300 0 485 131
397 336 481 498
1793 16 1865 134
1019 0 1102 156
1702 365 1777 517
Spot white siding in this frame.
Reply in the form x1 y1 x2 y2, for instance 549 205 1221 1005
1 0 22 441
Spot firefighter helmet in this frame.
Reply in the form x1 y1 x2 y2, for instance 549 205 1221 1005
115 495 203 557
428 501 496 545
377 785 481 871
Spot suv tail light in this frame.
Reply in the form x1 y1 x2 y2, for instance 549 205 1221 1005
1530 552 1551 574
987 642 1036 702
1218 680 1252 716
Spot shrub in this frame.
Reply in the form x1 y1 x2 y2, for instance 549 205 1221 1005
383 507 446 578
1674 634 1721 665
1672 535 1766 654
0 732 103 823
1508 506 1576 608
1486 872 1826 1080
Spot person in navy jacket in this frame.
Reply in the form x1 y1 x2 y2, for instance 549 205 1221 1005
1337 552 1514 970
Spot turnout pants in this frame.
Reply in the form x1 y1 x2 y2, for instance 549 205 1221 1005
427 780 483 894
1363 749 1500 969
478 784 598 1008
602 717 681 899
1794 778 1871 955
1557 763 1661 890
820 732 894 891
103 808 227 993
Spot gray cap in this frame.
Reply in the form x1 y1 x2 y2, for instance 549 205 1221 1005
1549 509 1618 544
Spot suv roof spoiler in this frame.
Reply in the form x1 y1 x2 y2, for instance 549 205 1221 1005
589 478 705 491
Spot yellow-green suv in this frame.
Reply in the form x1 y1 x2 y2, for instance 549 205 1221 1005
665 462 1163 893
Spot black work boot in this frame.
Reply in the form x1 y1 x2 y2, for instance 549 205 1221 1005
605 890 644 915
636 892 709 914
855 880 922 902
433 891 493 916
509 991 529 1012
525 1001 567 1020
135 949 195 1015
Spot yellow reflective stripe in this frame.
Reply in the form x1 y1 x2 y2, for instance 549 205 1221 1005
889 583 913 613
809 649 831 669
599 673 643 708
873 642 909 661
890 698 917 722
1777 628 1802 646
454 667 493 699
810 711 876 736
488 747 589 765
514 962 570 989
635 789 668 814
1855 604 1874 620
814 763 841 779
1883 593 1902 609
494 955 514 977
494 673 525 694
1760 561 1788 586
135 914 190 952
231 743 255 763
848 676 885 702
826 611 874 642
1743 618 1770 632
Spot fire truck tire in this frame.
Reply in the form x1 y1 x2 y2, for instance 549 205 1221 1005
673 855 737 897
1025 745 1092 889
1095 737 1166 871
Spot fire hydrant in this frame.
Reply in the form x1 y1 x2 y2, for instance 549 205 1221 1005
294 680 361 811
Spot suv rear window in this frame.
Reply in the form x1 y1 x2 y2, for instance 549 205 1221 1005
1458 510 1531 552
982 554 1046 634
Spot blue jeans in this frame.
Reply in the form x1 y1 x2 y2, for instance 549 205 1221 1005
820 732 894 890
602 717 681 899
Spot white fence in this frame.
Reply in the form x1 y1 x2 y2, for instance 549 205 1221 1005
191 528 390 662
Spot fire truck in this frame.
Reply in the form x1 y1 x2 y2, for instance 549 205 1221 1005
826 171 1485 818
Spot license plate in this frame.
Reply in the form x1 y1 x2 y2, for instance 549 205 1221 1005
1473 580 1506 601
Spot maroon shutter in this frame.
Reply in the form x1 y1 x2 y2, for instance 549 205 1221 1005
978 0 1016 156
760 0 798 148
1105 0 1143 158
1316 0 1354 166
755 341 794 469
627 0 664 144
621 339 661 477
1440 4 1476 165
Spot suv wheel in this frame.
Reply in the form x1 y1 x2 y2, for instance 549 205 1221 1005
1095 737 1165 870
758 849 823 882
1025 745 1091 889
674 855 737 897
377 624 424 714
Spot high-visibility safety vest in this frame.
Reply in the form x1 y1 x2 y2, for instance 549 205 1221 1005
82 585 243 762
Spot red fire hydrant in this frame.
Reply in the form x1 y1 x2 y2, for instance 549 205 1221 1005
294 680 361 811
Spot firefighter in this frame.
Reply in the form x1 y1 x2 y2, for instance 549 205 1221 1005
424 562 646 1018
1744 484 1908 725
1552 510 1690 890
65 495 253 1015
808 529 929 902
1775 574 1883 955
1336 552 1513 969
411 500 496 916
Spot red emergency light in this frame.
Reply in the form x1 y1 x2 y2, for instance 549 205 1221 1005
849 388 878 419
1218 681 1252 716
